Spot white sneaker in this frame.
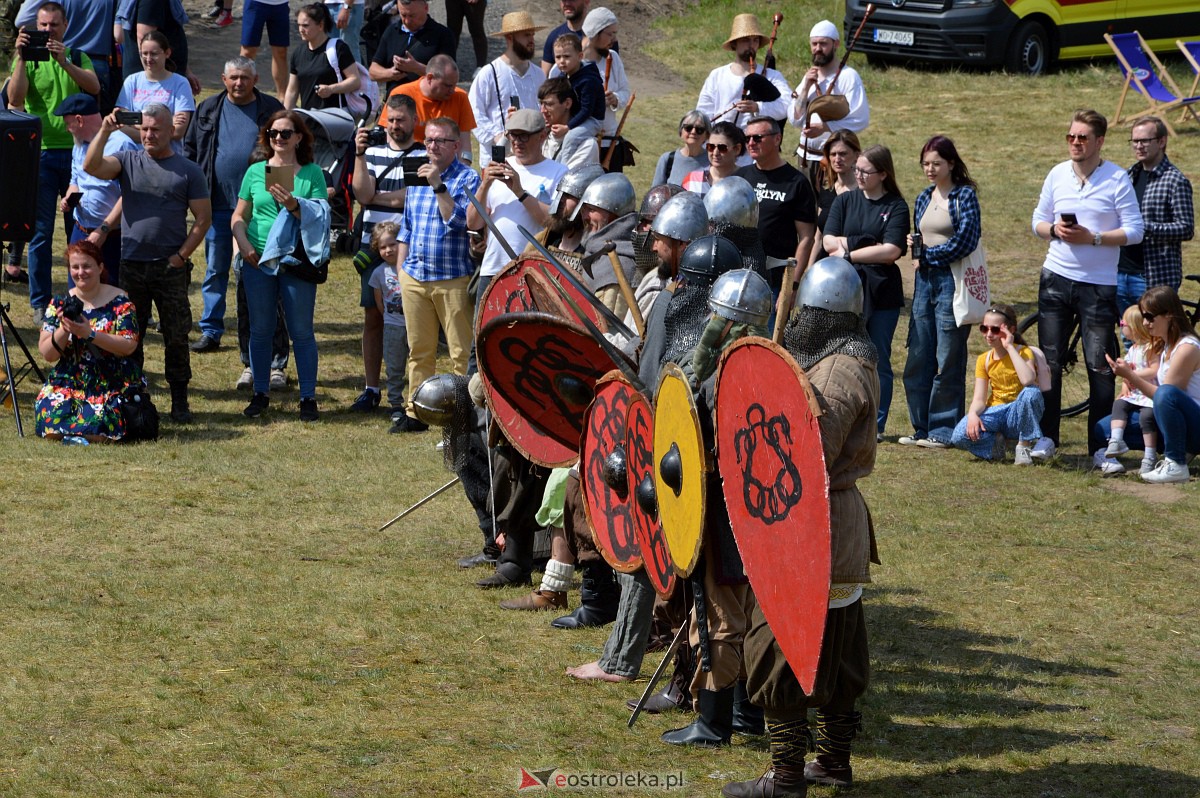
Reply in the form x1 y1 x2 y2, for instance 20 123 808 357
1141 458 1190 484
1105 439 1130 457
235 366 253 391
897 435 921 447
1099 459 1125 476
270 369 288 390
915 438 950 450
1030 437 1056 461
1013 444 1033 465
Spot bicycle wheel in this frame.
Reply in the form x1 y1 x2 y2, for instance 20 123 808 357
1018 312 1090 418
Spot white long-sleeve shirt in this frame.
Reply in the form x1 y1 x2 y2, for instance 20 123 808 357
789 65 869 161
468 56 546 167
695 63 792 129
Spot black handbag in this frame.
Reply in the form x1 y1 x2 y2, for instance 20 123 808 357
282 236 329 284
117 385 159 442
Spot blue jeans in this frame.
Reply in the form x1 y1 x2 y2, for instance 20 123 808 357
1116 271 1146 322
951 386 1045 460
241 262 318 398
1036 269 1118 452
1153 384 1200 463
200 208 234 340
867 306 901 434
1094 413 1144 451
467 273 491 376
326 2 365 58
903 266 970 443
29 148 73 310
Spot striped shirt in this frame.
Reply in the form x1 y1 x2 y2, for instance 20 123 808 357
398 158 481 282
359 142 423 244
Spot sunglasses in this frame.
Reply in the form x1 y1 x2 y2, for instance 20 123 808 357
746 133 775 143
705 142 730 153
682 124 708 134
1141 311 1158 322
1065 133 1092 143
267 129 295 140
978 324 1005 335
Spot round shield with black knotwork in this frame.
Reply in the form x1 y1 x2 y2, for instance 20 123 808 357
476 254 607 338
626 390 676 598
477 312 629 468
715 336 830 695
652 362 706 578
580 372 643 573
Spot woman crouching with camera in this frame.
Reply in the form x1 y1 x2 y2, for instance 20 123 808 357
35 240 142 442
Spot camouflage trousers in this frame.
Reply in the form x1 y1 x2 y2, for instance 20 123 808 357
0 0 16 64
120 258 193 386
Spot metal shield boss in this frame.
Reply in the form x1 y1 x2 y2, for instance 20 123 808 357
580 372 644 572
476 312 627 468
652 363 706 578
715 337 831 695
626 390 676 598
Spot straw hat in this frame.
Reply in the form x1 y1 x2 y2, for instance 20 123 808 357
724 14 765 51
490 11 546 38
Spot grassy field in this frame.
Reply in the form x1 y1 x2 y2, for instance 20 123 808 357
1 0 1199 795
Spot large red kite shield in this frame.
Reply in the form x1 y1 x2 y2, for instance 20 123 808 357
715 337 830 695
626 391 676 598
477 312 628 468
580 372 643 573
476 255 606 337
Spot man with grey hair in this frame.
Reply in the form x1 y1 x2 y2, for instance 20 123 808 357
184 56 289 393
86 102 211 423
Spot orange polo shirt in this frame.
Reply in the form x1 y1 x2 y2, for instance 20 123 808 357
378 82 476 142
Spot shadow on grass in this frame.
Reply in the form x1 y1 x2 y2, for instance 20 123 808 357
864 762 1200 797
863 586 1118 763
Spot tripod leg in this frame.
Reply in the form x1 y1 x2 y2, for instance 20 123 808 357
0 303 48 438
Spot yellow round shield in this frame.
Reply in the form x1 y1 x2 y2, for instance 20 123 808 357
653 362 706 578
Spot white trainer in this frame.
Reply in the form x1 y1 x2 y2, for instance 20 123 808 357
1099 459 1125 476
1030 437 1056 461
235 366 253 391
1105 439 1130 457
1140 458 1190 484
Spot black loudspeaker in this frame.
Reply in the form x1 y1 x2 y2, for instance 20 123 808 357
0 110 43 244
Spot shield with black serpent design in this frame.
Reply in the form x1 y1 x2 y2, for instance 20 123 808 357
580 372 644 573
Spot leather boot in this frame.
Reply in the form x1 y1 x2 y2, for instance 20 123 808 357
804 710 861 788
661 686 733 746
625 680 689 714
168 382 192 423
499 590 567 611
732 680 765 735
722 716 810 797
551 561 619 629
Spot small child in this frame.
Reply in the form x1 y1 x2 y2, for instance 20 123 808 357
1100 305 1162 475
552 33 605 140
368 222 410 431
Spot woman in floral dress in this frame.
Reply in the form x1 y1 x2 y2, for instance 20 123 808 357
36 241 142 441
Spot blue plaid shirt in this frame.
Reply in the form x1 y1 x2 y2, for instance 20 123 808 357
913 183 982 269
398 158 482 282
1125 155 1195 289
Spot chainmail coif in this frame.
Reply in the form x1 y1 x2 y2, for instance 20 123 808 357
783 306 878 372
661 279 713 367
710 220 766 274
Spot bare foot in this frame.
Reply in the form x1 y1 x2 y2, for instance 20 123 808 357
566 661 631 682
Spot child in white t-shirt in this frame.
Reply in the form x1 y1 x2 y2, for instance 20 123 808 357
369 222 409 429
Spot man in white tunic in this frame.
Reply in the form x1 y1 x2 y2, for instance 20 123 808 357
696 14 791 131
468 11 546 168
790 20 870 172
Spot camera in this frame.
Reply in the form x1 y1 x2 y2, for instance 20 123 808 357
365 126 387 147
20 30 50 62
60 294 85 323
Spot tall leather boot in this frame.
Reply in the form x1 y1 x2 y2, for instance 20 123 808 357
732 680 765 735
169 382 192 423
551 560 619 629
722 716 810 798
661 686 733 747
805 710 862 788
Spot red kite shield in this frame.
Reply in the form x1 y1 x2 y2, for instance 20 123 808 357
715 337 830 695
626 391 676 598
580 372 643 573
476 255 607 337
477 312 629 468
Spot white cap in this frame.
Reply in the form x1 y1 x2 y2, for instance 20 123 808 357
583 7 618 39
809 20 840 41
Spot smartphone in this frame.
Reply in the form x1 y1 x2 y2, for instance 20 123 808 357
402 155 430 186
64 192 82 210
21 29 50 62
491 144 507 165
115 110 143 126
264 164 295 193
509 95 520 110
1060 212 1078 226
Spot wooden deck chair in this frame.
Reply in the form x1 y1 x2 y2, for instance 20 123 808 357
1178 40 1200 121
1105 32 1200 137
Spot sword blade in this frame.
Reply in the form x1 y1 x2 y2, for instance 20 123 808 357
466 192 520 261
379 477 461 531
627 620 689 728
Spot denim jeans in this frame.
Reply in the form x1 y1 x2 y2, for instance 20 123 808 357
382 322 409 414
867 306 901 434
1116 271 1147 322
1036 269 1118 452
199 208 234 340
29 148 73 310
325 2 365 59
467 273 491 376
903 266 970 443
950 386 1045 460
1153 384 1200 463
241 263 318 398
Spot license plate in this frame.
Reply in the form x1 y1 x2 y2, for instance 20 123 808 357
874 28 914 46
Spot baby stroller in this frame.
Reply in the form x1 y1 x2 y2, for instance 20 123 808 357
294 106 362 256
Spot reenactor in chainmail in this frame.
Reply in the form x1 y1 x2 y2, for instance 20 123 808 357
577 172 639 319
704 175 767 274
537 162 605 261
631 183 686 280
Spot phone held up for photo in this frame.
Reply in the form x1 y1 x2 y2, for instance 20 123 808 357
491 144 507 165
115 110 143 126
402 155 430 187
20 29 51 62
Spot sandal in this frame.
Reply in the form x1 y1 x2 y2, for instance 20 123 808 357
3 267 29 284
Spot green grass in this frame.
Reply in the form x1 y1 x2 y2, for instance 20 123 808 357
1 0 1200 794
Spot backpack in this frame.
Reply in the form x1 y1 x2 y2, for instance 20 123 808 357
325 38 378 121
